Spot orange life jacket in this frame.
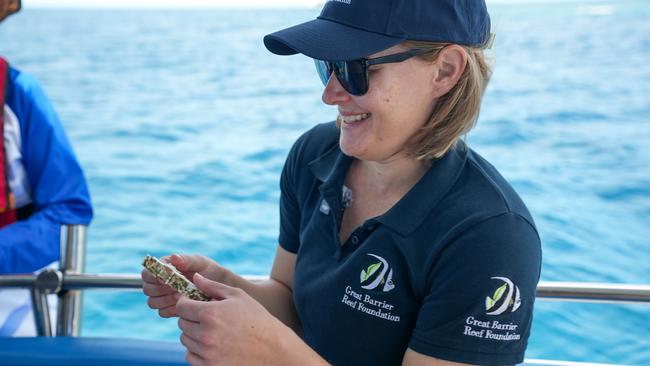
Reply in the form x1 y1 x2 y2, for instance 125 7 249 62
0 56 17 228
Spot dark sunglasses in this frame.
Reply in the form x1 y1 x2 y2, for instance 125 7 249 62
314 48 434 96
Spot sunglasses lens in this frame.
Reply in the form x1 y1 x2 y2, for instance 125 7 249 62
314 59 369 96
314 59 332 86
338 60 367 96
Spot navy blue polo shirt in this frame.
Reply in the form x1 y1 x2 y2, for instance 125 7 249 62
279 122 542 366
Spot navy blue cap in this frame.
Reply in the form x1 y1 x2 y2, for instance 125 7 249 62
264 0 491 61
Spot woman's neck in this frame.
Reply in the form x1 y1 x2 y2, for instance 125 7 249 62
352 154 431 197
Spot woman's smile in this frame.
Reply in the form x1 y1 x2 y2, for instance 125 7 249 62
339 112 371 125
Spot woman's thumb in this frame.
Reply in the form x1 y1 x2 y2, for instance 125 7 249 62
193 273 237 300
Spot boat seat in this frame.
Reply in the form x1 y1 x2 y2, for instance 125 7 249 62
0 337 187 365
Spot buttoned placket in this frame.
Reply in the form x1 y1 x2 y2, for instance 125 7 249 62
318 182 346 260
339 219 380 259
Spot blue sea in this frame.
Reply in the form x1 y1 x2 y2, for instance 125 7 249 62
1 1 649 364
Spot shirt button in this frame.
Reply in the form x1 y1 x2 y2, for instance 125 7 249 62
351 236 359 245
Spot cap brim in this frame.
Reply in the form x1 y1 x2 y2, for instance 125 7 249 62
263 18 405 61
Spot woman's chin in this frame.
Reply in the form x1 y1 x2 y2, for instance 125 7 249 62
339 137 367 159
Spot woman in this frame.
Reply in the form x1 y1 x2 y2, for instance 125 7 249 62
142 0 541 365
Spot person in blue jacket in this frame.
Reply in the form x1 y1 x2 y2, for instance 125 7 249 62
143 0 542 365
0 0 93 336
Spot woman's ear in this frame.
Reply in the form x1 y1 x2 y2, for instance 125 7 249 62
431 45 468 97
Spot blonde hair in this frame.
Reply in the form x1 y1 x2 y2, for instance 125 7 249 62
404 41 493 160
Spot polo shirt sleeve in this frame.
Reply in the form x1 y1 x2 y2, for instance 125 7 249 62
409 212 542 366
278 136 303 253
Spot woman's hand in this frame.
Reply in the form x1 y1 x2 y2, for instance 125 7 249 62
141 254 232 318
176 273 292 366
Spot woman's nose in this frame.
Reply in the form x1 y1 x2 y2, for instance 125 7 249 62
322 74 351 106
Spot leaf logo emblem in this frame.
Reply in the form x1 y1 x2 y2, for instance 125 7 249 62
361 262 382 283
359 254 395 292
485 277 522 315
486 283 507 310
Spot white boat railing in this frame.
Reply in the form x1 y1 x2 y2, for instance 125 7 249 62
0 225 649 338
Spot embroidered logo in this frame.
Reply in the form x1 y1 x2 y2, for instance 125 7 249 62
360 254 395 292
319 199 330 215
341 185 353 209
485 277 522 315
340 253 400 322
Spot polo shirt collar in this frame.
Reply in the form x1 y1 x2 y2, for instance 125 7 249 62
308 143 351 185
308 141 468 236
378 142 468 236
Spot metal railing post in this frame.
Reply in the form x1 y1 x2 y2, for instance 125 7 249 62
56 225 87 336
29 269 62 337
29 288 51 336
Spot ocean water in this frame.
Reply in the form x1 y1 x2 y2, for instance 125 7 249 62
1 1 649 364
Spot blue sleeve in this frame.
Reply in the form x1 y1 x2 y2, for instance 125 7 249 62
409 213 542 366
0 68 93 274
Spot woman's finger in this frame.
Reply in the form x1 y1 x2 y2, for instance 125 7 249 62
158 305 178 318
142 281 176 297
178 318 203 340
141 269 160 284
185 350 206 366
175 296 209 323
170 254 210 275
180 333 203 356
192 273 240 300
147 293 180 310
